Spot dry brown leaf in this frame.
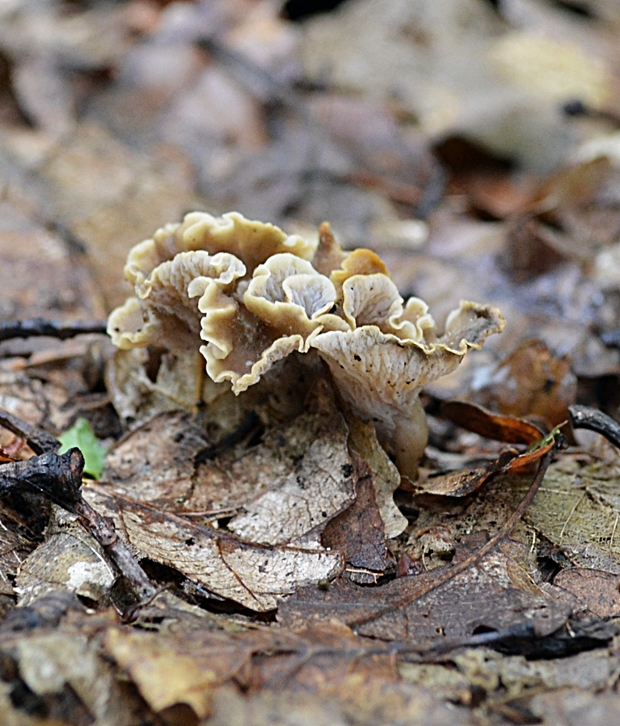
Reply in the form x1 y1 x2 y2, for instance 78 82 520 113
322 453 392 584
440 400 543 445
472 340 576 429
280 536 570 645
102 410 210 506
346 415 407 538
416 404 555 498
554 568 620 618
0 621 146 726
104 628 217 719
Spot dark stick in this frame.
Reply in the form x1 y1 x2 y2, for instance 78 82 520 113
194 411 261 465
0 318 107 343
0 408 60 455
569 405 620 449
74 497 156 601
0 448 83 509
0 409 156 602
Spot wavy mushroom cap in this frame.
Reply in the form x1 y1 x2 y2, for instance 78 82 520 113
125 212 316 287
244 253 338 335
311 302 506 478
340 273 436 343
108 250 246 351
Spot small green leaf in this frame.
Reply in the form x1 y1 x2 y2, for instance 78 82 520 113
58 418 107 479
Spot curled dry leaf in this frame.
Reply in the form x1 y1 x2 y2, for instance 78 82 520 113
472 340 577 429
440 400 544 445
417 404 558 497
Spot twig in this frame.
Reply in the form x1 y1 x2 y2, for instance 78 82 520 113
0 448 83 509
74 496 156 601
0 408 60 454
0 318 107 344
0 412 155 601
350 446 555 629
569 405 620 449
194 411 261 465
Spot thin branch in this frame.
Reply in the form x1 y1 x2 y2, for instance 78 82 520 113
0 408 60 454
569 405 620 449
0 318 107 344
350 447 555 629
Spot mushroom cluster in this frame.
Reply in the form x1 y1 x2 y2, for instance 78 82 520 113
108 212 505 478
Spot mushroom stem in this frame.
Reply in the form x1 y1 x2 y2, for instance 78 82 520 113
375 396 428 480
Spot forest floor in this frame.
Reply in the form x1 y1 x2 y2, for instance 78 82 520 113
2 1 620 724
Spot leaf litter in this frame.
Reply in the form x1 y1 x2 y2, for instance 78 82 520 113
2 0 620 724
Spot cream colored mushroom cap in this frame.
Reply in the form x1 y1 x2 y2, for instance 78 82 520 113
179 212 316 273
107 250 247 351
311 300 506 433
341 273 436 343
123 211 317 289
244 253 338 336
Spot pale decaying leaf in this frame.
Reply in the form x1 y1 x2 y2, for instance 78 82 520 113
97 380 404 602
103 379 356 533
228 406 354 546
521 458 620 572
6 627 143 726
15 506 115 607
84 486 342 611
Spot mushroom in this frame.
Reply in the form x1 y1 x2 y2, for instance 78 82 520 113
108 211 317 353
311 300 505 479
108 211 505 478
